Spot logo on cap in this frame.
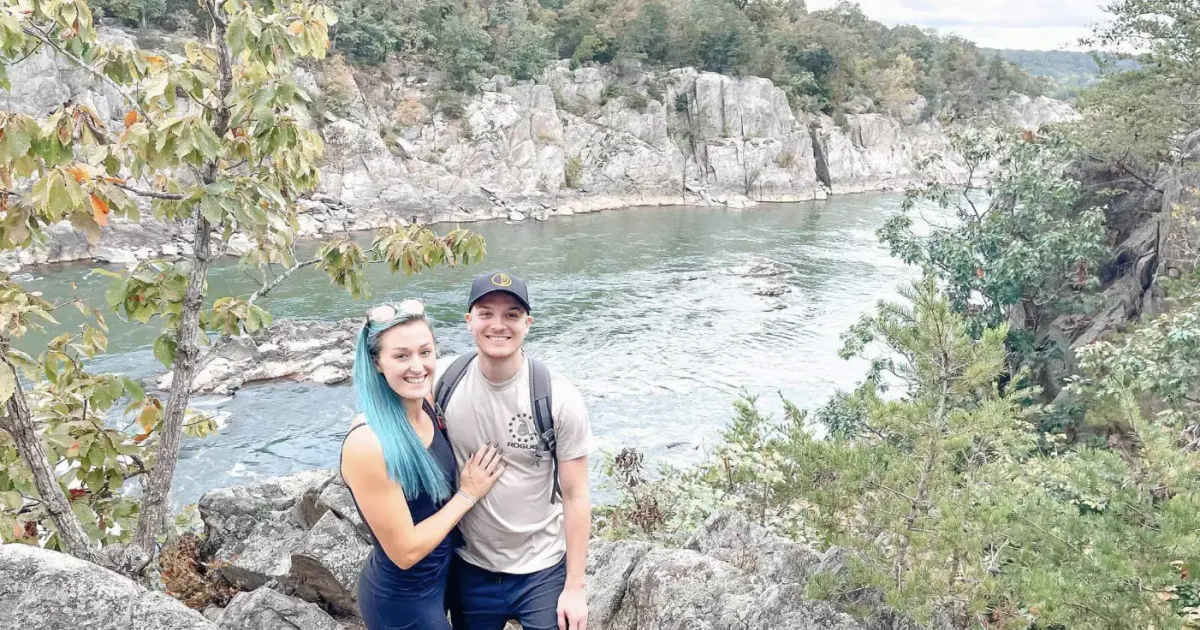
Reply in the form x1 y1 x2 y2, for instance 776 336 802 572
491 273 512 287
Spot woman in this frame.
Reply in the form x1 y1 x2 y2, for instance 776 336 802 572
341 299 505 630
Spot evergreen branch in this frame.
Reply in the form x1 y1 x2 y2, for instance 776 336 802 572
867 479 920 505
1018 513 1080 553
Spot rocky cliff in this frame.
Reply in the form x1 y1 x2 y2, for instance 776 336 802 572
1 29 1077 268
0 470 906 630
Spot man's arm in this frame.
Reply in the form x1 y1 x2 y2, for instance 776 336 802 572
557 455 590 630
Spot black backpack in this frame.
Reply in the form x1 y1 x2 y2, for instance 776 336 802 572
433 351 561 503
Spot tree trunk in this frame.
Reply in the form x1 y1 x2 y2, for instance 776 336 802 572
0 338 101 564
129 216 212 554
129 0 233 557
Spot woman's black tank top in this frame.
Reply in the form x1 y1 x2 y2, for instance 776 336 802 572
341 404 458 599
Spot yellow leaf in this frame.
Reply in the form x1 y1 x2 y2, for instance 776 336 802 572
90 193 110 227
288 21 305 35
67 165 89 184
124 110 138 128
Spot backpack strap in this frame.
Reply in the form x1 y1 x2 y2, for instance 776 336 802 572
434 351 478 421
528 357 561 504
422 398 448 443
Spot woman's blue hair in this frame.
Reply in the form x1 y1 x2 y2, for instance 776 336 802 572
353 313 451 502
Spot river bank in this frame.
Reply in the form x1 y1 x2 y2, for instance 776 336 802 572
0 26 1077 271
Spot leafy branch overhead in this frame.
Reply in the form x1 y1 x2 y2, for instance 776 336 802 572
0 0 485 573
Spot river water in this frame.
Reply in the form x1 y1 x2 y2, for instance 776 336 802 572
17 193 922 506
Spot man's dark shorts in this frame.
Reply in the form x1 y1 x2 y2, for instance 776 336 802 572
448 555 567 630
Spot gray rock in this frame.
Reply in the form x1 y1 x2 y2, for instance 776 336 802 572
161 319 360 395
217 588 341 630
287 511 371 616
317 478 371 542
200 469 334 551
585 540 654 628
4 27 1079 271
200 470 334 589
685 511 821 587
0 543 215 630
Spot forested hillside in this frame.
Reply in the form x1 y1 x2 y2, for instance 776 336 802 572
986 48 1141 99
92 0 1042 118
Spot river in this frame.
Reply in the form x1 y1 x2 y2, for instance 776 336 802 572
16 193 923 506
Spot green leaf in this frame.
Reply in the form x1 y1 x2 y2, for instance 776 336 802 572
153 334 177 368
199 196 225 225
5 121 31 158
122 376 145 402
0 491 22 511
0 366 15 406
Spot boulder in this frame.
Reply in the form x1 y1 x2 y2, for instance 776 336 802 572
0 543 215 630
217 587 341 630
287 511 371 616
199 469 335 590
685 511 822 587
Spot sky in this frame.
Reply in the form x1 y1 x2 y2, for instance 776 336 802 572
806 0 1112 51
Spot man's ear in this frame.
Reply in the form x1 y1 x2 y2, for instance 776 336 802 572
526 315 534 326
464 312 472 325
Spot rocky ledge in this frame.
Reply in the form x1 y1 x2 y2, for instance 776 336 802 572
0 469 905 630
159 319 361 396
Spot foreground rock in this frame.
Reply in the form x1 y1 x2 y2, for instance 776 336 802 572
199 469 371 615
196 470 899 630
1 469 909 630
0 543 215 630
217 588 341 630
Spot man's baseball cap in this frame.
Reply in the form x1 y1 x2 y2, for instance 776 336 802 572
468 271 532 313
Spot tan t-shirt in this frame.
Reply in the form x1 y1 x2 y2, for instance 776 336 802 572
436 354 592 574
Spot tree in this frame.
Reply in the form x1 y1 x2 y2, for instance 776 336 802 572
598 277 1200 628
878 128 1109 375
0 0 484 574
433 13 492 91
1073 0 1200 167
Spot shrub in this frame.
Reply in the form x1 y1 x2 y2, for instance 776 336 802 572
564 155 583 188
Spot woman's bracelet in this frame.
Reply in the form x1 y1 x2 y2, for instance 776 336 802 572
456 490 478 507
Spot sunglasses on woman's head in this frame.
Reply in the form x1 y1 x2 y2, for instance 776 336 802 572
365 299 425 324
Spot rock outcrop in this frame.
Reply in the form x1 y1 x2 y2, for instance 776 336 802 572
1 468 922 630
0 543 215 630
1038 130 1200 397
0 29 1078 270
190 470 904 630
217 587 342 630
159 318 360 395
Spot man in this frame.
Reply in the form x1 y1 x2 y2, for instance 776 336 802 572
435 271 591 630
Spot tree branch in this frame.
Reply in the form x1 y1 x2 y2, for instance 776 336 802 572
23 25 152 123
248 257 320 305
0 337 101 565
113 182 186 201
